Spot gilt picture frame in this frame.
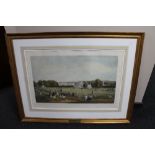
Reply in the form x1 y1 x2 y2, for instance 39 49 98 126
6 32 144 123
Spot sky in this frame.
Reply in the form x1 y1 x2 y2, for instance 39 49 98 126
30 56 118 82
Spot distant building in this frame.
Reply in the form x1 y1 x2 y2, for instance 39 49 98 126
59 81 84 88
59 82 75 87
74 81 84 88
87 83 92 89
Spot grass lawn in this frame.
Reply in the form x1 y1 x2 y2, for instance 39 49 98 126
35 87 115 103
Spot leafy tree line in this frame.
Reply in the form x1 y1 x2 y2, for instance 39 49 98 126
34 80 59 87
34 79 115 88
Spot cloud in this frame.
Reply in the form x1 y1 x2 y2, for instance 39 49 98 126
31 56 118 82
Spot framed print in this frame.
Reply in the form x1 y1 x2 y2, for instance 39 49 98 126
6 32 144 123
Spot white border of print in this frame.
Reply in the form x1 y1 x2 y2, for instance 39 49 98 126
23 47 126 112
13 38 137 119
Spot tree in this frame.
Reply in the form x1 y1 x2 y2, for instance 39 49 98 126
83 81 88 88
37 80 59 87
33 81 37 87
37 80 44 87
91 79 103 88
45 80 59 87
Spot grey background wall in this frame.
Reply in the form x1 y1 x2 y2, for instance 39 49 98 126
5 26 155 103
